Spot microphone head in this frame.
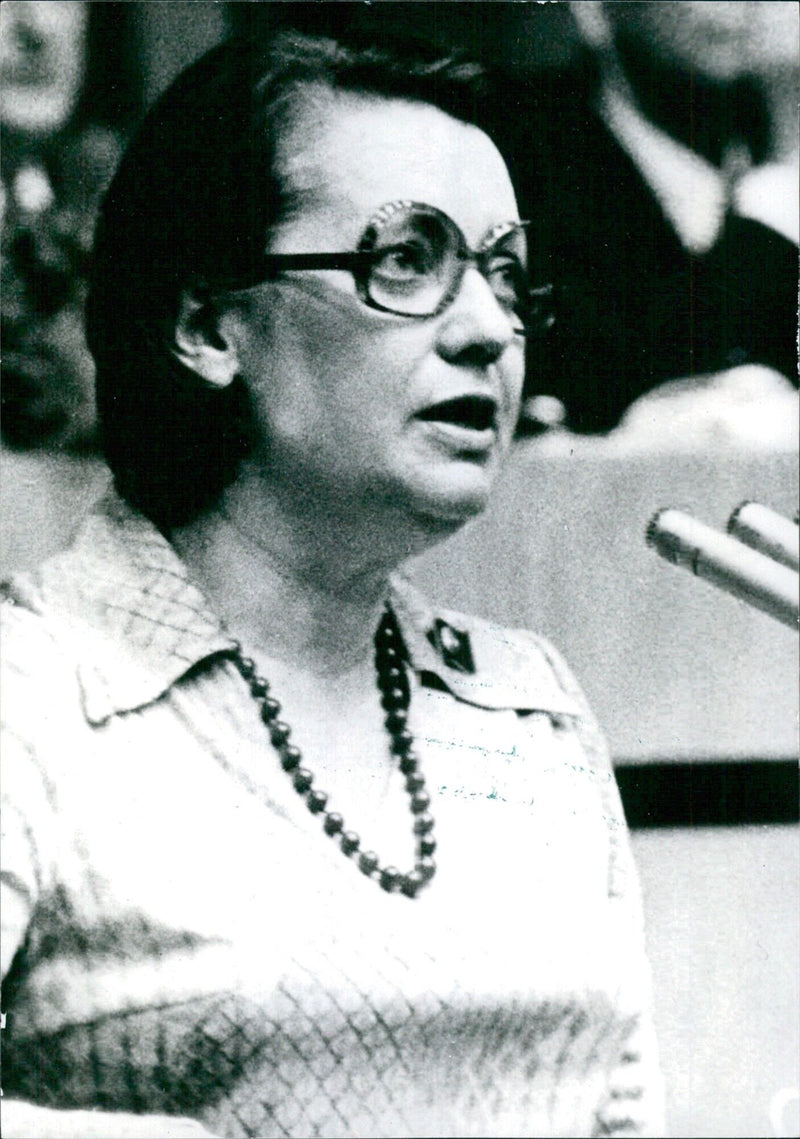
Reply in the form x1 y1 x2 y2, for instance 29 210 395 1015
726 500 754 534
645 508 693 567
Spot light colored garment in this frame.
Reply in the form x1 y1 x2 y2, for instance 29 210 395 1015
1 494 664 1138
598 83 799 251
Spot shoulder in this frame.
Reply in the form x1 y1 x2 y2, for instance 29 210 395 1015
1 538 98 667
392 578 619 850
1 579 86 742
2 574 70 679
0 532 118 753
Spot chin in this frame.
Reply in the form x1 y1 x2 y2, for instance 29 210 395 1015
364 455 501 549
400 474 495 538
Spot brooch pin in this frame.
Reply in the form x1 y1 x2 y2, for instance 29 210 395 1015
427 619 475 674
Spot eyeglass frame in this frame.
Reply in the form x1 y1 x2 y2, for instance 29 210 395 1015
225 200 554 336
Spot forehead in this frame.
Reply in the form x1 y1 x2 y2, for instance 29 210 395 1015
275 88 519 247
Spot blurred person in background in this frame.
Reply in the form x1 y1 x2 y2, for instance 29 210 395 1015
1 0 131 451
1 24 663 1139
510 0 799 445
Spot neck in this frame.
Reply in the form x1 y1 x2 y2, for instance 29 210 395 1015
169 467 428 675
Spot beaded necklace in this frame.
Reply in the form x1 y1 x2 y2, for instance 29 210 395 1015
231 606 436 898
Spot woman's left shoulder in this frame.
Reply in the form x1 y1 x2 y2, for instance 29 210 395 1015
390 574 592 720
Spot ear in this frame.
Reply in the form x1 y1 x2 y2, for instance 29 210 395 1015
172 285 239 389
569 2 614 51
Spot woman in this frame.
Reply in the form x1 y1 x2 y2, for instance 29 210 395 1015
1 27 664 1139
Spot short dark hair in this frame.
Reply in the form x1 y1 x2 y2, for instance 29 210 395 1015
87 28 491 529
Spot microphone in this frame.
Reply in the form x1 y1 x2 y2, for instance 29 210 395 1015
646 508 799 631
727 501 800 572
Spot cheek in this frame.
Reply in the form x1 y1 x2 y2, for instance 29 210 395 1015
236 293 423 436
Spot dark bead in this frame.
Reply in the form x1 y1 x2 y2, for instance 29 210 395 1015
270 721 291 747
418 835 436 857
307 789 328 814
410 791 430 814
397 747 417 771
280 745 301 772
379 867 401 892
381 686 406 712
260 697 281 722
341 831 360 855
293 768 313 794
400 870 424 898
237 626 436 901
413 813 435 835
324 812 344 836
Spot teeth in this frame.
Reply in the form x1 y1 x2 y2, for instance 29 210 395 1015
417 396 496 431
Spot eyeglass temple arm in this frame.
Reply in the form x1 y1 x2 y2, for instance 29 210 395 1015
260 251 377 272
217 251 377 290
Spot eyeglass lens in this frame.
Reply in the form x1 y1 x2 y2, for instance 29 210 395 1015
358 204 529 328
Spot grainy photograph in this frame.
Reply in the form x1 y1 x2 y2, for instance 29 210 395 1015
1 4 798 1138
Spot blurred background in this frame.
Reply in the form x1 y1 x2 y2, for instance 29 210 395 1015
1 4 797 1136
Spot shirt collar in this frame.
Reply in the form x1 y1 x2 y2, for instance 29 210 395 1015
21 494 581 724
390 574 582 717
598 82 730 254
24 493 235 724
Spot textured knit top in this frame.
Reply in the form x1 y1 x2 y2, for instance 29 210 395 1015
1 494 664 1138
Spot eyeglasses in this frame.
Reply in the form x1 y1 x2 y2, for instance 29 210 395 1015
244 200 554 337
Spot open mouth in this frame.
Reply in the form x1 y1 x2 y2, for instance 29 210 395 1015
415 395 497 433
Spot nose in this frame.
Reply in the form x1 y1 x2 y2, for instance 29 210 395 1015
435 265 519 369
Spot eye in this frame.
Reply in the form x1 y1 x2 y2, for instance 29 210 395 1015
484 255 526 310
373 239 435 282
357 203 463 315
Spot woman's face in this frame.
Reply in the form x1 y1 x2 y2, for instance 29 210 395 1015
224 91 526 533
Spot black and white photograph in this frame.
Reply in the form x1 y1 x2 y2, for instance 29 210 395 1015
1 4 798 1137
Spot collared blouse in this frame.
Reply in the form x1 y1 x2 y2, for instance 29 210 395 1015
1 494 664 1138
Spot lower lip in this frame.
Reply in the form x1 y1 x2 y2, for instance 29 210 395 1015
416 418 498 454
